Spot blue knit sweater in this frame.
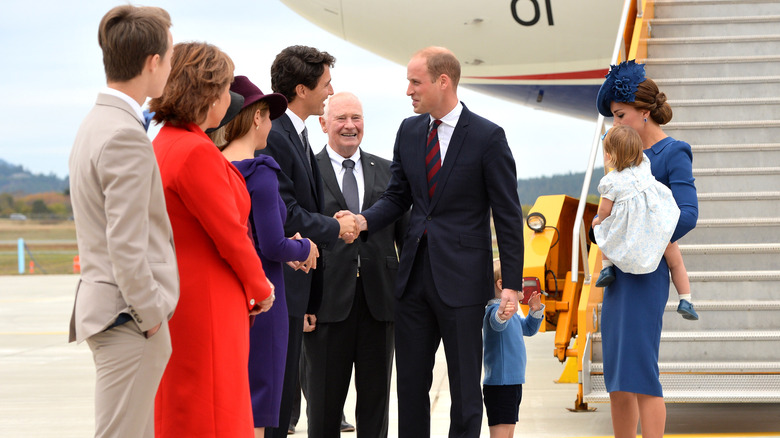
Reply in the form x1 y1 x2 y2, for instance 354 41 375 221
482 298 545 385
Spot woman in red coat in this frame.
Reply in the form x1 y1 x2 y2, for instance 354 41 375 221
149 42 274 437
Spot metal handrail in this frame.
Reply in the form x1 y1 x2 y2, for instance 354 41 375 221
570 0 640 283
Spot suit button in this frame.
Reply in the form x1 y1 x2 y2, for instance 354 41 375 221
426 216 432 221
250 299 256 306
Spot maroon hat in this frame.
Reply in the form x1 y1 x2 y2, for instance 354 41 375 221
230 75 288 120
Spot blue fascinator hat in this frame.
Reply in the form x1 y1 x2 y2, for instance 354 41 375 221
596 60 646 117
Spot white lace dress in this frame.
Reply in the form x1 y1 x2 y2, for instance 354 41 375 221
594 155 680 274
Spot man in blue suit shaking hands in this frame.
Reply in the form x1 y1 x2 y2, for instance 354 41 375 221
354 46 525 437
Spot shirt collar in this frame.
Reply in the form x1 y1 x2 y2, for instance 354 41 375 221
102 87 145 122
430 102 463 128
285 108 306 136
326 144 361 168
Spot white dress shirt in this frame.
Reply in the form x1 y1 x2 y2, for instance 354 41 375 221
325 145 364 211
429 102 463 163
285 108 307 145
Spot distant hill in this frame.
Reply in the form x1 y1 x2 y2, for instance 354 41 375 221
0 157 600 204
0 159 68 195
517 168 603 206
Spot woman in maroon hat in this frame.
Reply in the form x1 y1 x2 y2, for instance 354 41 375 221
220 75 319 437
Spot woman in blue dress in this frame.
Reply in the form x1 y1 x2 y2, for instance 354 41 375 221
219 76 319 437
595 60 698 438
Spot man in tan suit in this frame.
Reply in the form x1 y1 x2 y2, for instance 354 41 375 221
68 6 178 437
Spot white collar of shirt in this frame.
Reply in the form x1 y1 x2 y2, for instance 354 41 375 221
326 144 365 210
102 87 145 122
429 102 463 162
285 108 307 140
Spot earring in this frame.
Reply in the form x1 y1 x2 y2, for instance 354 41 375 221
255 125 260 130
644 118 647 123
212 102 216 107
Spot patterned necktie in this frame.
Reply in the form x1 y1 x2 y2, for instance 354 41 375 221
342 159 360 213
425 119 443 198
142 109 155 132
301 127 313 170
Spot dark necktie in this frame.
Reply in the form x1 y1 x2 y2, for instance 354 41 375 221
142 109 155 132
342 159 360 213
425 119 443 198
301 127 313 170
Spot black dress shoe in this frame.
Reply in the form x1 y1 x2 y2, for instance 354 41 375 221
340 420 355 432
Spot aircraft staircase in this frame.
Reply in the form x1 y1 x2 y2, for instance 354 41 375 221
582 0 780 403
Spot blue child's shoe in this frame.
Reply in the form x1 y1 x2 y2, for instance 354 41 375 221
595 266 615 287
677 299 699 320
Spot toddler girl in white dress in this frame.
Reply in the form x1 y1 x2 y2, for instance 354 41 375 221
592 125 697 320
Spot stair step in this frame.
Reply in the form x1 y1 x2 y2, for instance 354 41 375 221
649 15 780 39
652 75 780 97
691 144 780 167
651 15 780 25
648 34 780 45
662 300 780 330
690 166 780 191
591 361 780 373
696 192 780 202
666 121 780 144
665 300 780 311
692 143 780 152
593 330 780 342
645 55 780 77
695 218 780 228
679 243 780 270
688 270 780 281
590 330 780 361
680 242 780 253
672 97 780 106
646 35 780 58
584 390 780 404
653 0 780 20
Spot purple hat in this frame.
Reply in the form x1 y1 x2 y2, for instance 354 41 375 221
596 60 647 117
230 75 288 120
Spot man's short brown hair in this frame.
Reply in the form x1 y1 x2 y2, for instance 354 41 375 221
271 45 335 104
149 42 234 126
98 5 171 82
415 47 461 88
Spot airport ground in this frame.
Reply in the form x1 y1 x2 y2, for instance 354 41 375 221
1 274 779 437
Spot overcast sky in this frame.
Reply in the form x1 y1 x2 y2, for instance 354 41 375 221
0 0 598 180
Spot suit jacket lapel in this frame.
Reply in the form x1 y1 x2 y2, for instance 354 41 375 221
429 104 470 211
280 114 317 193
317 147 348 210
360 150 377 211
414 116 433 209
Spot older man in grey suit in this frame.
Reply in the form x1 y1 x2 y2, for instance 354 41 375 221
68 6 178 438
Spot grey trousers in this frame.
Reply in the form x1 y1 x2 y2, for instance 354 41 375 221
86 320 171 438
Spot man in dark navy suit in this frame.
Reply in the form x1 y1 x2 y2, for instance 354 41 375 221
260 45 358 438
355 47 525 437
305 92 407 437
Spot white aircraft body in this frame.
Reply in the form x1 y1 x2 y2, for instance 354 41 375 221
280 0 625 120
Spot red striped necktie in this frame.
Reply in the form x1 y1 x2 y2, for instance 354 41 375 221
425 119 442 198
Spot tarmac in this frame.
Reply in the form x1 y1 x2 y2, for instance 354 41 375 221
1 274 779 437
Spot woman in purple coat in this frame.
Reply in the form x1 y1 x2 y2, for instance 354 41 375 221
220 76 319 437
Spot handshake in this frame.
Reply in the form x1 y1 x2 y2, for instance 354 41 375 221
334 210 367 244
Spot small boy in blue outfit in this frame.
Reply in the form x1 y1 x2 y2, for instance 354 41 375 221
482 260 544 438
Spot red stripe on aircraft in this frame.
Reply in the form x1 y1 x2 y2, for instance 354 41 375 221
464 68 608 81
